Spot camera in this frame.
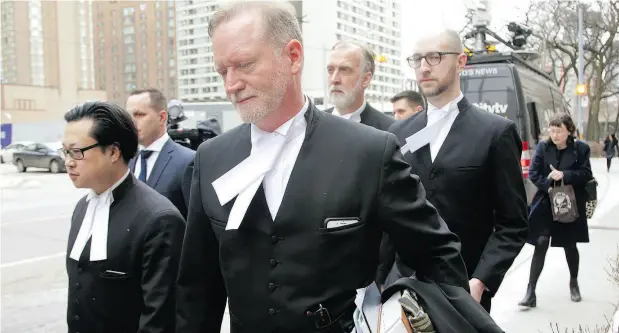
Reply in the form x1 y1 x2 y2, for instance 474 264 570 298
167 99 221 151
508 22 532 48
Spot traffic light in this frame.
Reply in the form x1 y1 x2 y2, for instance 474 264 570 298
576 84 587 96
375 55 387 63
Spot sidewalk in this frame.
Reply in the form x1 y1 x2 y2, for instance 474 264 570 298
491 158 619 332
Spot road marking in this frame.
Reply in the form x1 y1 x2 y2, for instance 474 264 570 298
0 252 65 269
1 214 71 227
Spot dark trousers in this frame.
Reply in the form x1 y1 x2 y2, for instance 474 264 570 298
480 292 492 313
608 157 613 171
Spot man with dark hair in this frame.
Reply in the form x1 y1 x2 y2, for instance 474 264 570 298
176 2 470 332
391 90 425 121
126 88 195 218
62 101 185 333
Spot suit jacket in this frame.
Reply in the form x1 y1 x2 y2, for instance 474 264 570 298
325 103 397 286
176 102 469 333
130 138 195 218
66 174 186 333
388 97 529 296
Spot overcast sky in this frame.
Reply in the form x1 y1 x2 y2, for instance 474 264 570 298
400 0 532 78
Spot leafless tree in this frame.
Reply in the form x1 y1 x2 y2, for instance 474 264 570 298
525 0 619 140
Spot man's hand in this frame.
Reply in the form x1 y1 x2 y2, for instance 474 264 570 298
469 278 486 303
548 164 564 181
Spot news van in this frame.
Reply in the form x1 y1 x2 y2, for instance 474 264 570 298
459 51 570 205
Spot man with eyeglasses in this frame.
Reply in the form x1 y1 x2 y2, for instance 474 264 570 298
62 101 185 333
388 29 529 312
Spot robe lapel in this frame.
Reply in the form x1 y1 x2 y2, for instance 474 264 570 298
405 110 433 171
431 97 471 166
67 200 89 252
272 103 319 224
219 125 253 215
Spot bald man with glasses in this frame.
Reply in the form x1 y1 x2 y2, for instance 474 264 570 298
388 29 529 312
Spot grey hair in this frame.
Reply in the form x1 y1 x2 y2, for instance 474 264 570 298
208 1 303 48
332 39 376 76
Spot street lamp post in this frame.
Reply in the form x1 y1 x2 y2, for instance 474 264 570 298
577 3 585 139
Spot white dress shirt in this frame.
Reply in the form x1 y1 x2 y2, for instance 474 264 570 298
426 92 464 162
211 97 310 229
69 169 131 261
332 101 366 123
134 132 170 181
251 100 309 219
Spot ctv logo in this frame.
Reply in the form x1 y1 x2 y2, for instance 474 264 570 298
473 102 508 114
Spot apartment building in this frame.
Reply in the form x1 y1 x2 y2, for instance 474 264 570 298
176 0 403 111
1 0 105 143
93 0 177 106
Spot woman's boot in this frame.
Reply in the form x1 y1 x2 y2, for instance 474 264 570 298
570 278 582 302
518 284 537 307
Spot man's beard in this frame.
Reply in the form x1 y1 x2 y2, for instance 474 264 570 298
230 69 288 125
420 69 457 97
330 79 362 111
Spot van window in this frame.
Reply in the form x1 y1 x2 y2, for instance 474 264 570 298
460 65 520 123
517 67 556 131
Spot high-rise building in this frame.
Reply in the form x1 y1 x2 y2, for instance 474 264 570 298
93 0 178 106
303 0 403 109
0 0 106 143
175 0 403 110
1 0 96 88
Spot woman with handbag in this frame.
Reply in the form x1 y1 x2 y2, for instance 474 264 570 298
518 113 593 308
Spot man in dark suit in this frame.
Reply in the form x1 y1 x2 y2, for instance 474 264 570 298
389 29 529 312
126 88 195 218
61 101 185 333
176 3 472 333
391 90 425 121
323 40 396 288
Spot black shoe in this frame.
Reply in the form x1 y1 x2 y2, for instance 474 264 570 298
570 279 582 302
518 284 537 307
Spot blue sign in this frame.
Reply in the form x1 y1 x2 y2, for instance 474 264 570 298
1 123 12 148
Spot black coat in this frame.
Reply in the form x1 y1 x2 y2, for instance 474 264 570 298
388 97 529 296
382 264 504 333
176 102 470 333
325 103 397 286
528 139 592 247
66 174 186 333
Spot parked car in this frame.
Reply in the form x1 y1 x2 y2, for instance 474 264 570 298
0 141 33 164
12 142 66 173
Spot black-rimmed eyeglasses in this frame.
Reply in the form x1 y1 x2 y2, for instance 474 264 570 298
407 52 461 69
62 143 102 160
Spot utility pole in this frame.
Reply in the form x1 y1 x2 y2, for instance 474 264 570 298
577 3 585 139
